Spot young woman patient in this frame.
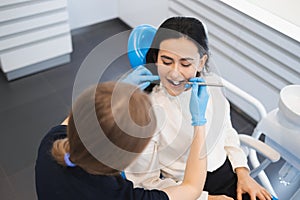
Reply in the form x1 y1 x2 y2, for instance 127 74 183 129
124 16 272 200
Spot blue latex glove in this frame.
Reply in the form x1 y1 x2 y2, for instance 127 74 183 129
189 77 209 126
122 65 159 90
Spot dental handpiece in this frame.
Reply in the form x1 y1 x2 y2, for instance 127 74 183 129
186 82 224 87
150 80 224 87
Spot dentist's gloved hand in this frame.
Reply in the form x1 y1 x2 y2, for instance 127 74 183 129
189 77 209 126
122 65 159 90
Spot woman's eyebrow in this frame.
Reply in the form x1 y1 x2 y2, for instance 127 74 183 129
180 57 194 61
161 55 194 61
160 55 173 60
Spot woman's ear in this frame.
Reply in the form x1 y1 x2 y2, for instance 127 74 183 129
196 54 208 72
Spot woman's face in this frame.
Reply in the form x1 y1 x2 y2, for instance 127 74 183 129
156 37 207 96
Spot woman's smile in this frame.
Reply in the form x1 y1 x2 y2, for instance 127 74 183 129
166 78 186 87
157 37 202 96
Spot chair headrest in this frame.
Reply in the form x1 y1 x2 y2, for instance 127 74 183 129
127 24 157 68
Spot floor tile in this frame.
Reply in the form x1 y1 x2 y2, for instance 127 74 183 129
0 92 68 176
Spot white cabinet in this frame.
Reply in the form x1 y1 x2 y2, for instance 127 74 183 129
0 0 72 80
119 0 169 27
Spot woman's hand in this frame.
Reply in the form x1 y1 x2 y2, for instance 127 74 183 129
189 77 209 126
122 65 159 90
235 167 272 200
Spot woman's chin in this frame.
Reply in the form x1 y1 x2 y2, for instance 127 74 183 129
165 85 185 96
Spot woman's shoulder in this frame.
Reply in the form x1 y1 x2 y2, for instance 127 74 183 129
37 125 67 157
41 125 67 145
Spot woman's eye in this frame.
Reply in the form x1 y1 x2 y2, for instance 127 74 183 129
181 63 192 67
162 60 172 65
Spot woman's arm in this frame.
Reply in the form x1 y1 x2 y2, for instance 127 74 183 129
163 126 207 200
162 78 208 200
222 99 272 200
223 99 248 170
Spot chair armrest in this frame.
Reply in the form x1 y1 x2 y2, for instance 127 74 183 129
239 134 280 162
221 77 267 120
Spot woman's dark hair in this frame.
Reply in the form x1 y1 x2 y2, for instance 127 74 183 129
146 16 209 65
144 17 210 92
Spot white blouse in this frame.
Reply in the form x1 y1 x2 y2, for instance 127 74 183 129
125 84 248 200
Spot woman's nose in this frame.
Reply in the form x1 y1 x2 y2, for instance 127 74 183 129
168 66 183 78
170 62 180 72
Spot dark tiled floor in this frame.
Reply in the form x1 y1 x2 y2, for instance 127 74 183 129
0 18 298 200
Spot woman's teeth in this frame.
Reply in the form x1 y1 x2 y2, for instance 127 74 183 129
168 79 184 86
173 80 180 85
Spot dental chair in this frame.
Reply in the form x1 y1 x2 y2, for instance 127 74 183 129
127 24 281 199
221 78 281 198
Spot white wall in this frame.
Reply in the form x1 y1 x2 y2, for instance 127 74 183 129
220 0 300 43
119 0 169 28
67 0 118 30
246 0 300 27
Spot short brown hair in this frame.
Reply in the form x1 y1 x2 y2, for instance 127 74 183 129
52 82 156 175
